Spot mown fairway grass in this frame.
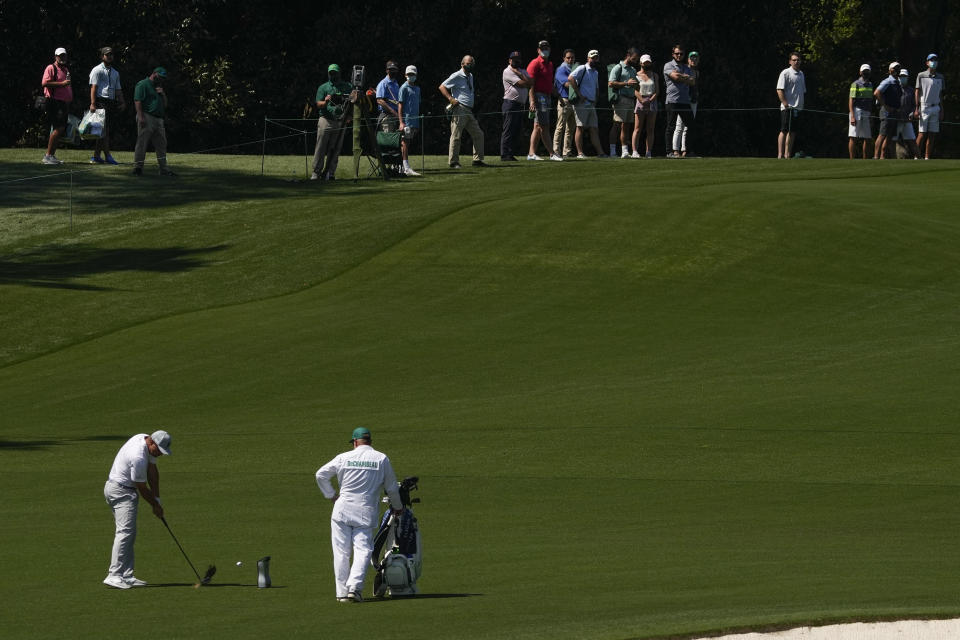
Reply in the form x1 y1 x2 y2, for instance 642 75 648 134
1 150 959 639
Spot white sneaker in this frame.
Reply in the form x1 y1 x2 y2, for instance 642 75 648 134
576 154 588 160
549 154 563 162
621 150 631 159
103 575 131 590
124 576 148 587
631 151 641 158
309 172 319 180
347 590 363 602
526 154 543 161
42 155 59 165
404 167 421 176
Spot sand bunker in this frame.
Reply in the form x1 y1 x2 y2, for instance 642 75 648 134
694 618 960 639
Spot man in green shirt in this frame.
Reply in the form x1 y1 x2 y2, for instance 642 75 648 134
312 64 356 181
132 67 173 176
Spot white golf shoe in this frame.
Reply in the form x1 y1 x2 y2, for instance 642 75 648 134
404 167 421 176
347 590 363 602
124 576 148 587
103 575 131 589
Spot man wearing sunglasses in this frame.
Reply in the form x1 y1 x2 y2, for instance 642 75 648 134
663 44 696 158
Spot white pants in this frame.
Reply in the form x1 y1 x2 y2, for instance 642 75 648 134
104 480 138 578
330 519 374 597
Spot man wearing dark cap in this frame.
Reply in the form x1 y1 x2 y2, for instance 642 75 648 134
526 40 562 161
88 46 125 165
316 427 404 603
103 430 171 589
501 50 532 161
376 60 402 132
132 67 174 176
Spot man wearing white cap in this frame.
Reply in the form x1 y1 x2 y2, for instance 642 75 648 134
316 427 404 602
397 65 421 176
848 63 874 159
568 49 608 158
874 62 903 159
898 68 921 159
103 430 171 589
915 53 945 159
40 47 72 165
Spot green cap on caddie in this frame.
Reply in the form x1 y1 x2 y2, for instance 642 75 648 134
350 427 371 442
328 63 341 73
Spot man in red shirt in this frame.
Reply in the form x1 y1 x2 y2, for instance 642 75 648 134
41 47 73 165
526 40 563 161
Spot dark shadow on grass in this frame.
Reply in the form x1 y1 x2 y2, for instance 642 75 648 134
364 593 482 603
146 583 283 588
0 243 229 290
0 434 127 451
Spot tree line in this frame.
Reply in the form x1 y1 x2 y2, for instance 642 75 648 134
2 0 954 158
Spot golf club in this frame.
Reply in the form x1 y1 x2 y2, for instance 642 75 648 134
160 516 216 586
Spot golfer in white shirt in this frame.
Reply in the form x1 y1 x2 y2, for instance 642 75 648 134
103 430 170 589
316 427 403 602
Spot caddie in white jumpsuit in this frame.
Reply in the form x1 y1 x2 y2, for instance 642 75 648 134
315 427 403 602
102 430 170 589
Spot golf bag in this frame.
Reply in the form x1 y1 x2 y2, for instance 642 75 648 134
371 476 421 597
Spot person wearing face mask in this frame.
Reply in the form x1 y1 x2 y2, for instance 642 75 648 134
439 55 487 168
397 65 422 176
847 63 874 159
311 63 355 181
376 61 402 132
897 68 921 160
631 54 659 158
501 50 532 161
526 40 563 161
915 53 945 160
874 62 904 160
568 49 608 158
132 67 174 176
88 46 126 165
41 47 72 165
553 49 577 158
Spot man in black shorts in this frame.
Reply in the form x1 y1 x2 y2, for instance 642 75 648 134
88 46 126 164
873 62 903 159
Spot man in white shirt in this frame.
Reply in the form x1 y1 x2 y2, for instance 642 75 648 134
88 46 126 165
776 52 806 159
103 430 170 589
915 53 946 159
316 427 403 602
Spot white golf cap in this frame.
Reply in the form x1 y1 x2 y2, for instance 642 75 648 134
859 63 871 72
640 54 652 63
587 49 600 59
889 61 900 70
150 430 172 456
55 47 67 56
405 65 417 75
899 67 909 76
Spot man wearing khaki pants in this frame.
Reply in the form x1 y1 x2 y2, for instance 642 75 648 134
132 67 174 176
439 55 487 168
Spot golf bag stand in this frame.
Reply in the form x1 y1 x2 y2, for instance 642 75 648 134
371 476 421 597
257 556 271 588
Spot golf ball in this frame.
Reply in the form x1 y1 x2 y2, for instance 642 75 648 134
236 561 243 567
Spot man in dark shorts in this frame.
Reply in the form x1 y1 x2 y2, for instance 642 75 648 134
41 47 73 164
88 46 126 165
873 62 903 159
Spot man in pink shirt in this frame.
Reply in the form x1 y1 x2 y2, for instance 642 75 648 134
41 47 73 165
526 40 563 161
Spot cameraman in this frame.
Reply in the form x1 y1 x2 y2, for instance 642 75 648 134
311 63 355 181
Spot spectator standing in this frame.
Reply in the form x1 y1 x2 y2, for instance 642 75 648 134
526 40 562 161
132 67 174 176
915 53 945 159
501 50 532 161
553 49 577 158
398 65 422 176
631 54 659 158
608 47 640 158
874 62 903 160
848 63 874 159
439 55 487 168
375 61 402 132
311 64 355 181
898 68 921 159
672 51 700 158
776 52 806 159
568 49 607 158
663 44 696 158
41 47 72 165
88 46 125 165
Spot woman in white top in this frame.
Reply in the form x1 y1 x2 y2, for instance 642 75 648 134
632 54 659 158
